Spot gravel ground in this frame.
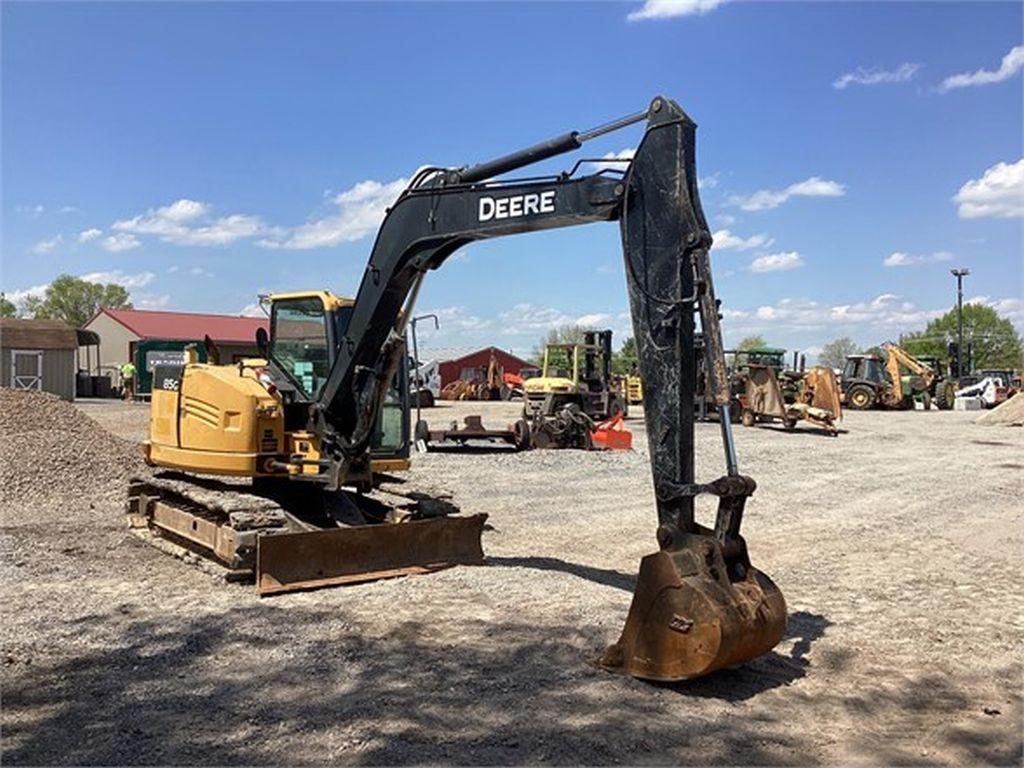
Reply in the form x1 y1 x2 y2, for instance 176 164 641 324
2 397 1022 765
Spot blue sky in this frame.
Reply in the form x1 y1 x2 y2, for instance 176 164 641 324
3 1 1022 358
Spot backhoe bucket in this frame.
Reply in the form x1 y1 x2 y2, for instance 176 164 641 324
599 539 786 681
256 514 487 596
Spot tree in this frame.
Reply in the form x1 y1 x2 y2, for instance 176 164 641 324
612 336 638 374
901 304 1023 370
735 334 767 351
0 293 16 318
24 274 132 328
818 337 859 369
530 324 588 364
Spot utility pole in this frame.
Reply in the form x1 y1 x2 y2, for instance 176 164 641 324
951 268 970 378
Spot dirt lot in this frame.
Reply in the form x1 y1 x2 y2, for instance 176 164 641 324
2 397 1022 765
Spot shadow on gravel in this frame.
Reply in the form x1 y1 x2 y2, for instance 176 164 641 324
653 610 830 703
753 425 849 437
487 555 636 592
3 605 1018 766
420 444 519 454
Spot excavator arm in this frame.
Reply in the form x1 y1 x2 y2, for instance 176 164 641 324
304 96 786 680
882 342 936 389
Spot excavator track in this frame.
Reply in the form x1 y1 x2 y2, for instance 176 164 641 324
126 472 486 594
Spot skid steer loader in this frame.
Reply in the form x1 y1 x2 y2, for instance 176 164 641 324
131 95 786 681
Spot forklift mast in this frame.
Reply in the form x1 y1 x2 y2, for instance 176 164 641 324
582 330 613 387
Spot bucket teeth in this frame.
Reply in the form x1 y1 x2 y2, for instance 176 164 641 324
599 542 786 681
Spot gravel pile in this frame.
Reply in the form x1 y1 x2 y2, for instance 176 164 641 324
0 389 146 504
976 392 1024 427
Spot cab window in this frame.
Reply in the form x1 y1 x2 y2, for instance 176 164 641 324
863 358 886 384
271 297 330 397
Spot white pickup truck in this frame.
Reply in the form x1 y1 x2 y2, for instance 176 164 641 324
410 358 441 407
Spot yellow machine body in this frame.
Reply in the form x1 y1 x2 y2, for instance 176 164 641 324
626 374 643 404
144 290 410 481
524 344 583 398
147 361 286 476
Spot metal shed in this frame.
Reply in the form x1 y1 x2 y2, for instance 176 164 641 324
0 318 78 400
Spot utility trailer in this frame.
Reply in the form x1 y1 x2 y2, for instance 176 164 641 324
414 414 532 451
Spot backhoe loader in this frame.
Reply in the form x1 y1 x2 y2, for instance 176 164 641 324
842 342 950 410
130 96 786 681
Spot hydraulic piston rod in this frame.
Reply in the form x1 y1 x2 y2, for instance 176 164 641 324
457 108 649 184
692 247 741 477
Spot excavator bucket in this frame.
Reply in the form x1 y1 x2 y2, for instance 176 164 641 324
256 513 487 595
599 533 787 680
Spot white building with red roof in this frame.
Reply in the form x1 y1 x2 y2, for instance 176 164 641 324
83 307 268 384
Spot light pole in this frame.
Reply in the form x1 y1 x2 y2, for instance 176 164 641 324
951 268 969 377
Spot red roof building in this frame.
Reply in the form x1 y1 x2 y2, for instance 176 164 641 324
90 307 267 343
434 346 534 389
83 307 269 376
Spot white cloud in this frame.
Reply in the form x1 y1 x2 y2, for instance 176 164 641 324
3 283 48 308
576 312 613 327
102 233 141 252
135 294 171 309
711 229 773 251
189 266 215 278
749 251 804 272
883 251 955 267
591 149 718 191
698 173 720 190
78 228 103 243
968 296 1024 326
953 159 1024 219
601 148 635 165
259 178 408 250
595 263 617 274
80 270 155 288
60 205 79 214
833 62 921 90
586 148 634 174
16 204 45 218
716 213 736 226
30 235 64 255
939 45 1024 92
627 0 728 21
732 177 846 211
113 198 266 246
497 303 575 335
239 301 267 318
428 306 491 333
726 293 944 333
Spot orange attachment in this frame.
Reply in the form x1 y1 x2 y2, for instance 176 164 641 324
592 413 633 450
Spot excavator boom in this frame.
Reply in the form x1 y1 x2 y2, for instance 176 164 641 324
263 96 787 681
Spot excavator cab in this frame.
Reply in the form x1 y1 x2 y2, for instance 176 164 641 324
265 291 409 465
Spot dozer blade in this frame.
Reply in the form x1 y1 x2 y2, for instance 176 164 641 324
256 513 487 596
599 542 786 681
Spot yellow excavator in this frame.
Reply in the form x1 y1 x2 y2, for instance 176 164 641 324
128 96 786 682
